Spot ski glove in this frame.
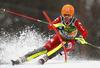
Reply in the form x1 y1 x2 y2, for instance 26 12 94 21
57 26 64 30
76 35 83 44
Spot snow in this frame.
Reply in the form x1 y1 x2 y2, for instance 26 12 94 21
0 27 100 68
0 29 48 64
1 60 100 68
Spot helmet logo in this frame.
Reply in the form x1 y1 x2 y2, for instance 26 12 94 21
66 8 69 13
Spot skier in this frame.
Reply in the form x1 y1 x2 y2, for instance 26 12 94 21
11 4 88 65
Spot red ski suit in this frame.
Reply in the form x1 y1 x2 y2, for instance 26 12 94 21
44 16 88 52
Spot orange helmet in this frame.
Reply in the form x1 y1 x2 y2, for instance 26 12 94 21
61 4 74 17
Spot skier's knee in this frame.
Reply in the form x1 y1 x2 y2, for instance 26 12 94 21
46 41 68 59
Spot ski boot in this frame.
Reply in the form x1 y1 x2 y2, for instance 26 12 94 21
11 60 19 66
11 57 26 66
38 56 48 64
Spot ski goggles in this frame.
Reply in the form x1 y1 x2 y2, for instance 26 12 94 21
62 13 72 18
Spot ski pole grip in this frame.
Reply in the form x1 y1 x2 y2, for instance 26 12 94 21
3 9 6 12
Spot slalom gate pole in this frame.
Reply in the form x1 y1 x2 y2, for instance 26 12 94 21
3 9 49 24
43 11 67 63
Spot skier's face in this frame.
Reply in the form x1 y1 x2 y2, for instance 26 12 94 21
63 13 72 22
64 16 71 22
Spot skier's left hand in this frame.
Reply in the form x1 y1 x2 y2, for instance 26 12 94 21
76 35 83 44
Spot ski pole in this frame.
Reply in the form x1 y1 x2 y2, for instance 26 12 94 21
43 11 67 63
75 37 100 49
2 9 49 24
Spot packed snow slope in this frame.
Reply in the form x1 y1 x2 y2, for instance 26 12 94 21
1 60 100 68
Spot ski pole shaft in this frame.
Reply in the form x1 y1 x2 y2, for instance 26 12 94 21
43 11 67 63
3 9 49 24
87 43 100 50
